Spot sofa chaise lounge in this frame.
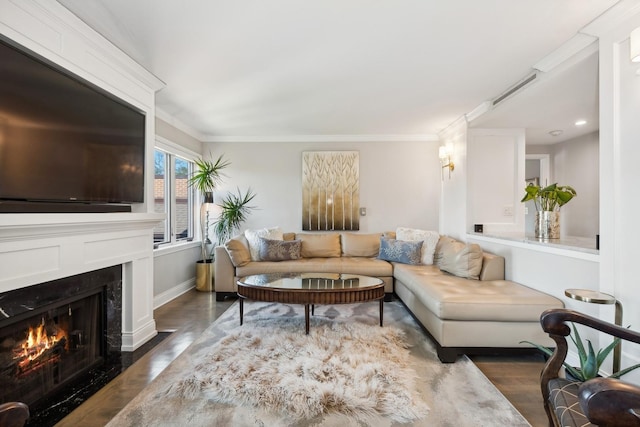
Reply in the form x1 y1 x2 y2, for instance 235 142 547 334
214 228 564 362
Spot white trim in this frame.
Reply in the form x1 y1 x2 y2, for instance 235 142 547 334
153 278 195 309
533 33 598 72
155 135 200 161
155 107 207 141
581 0 640 38
525 153 551 186
153 240 200 256
465 101 492 123
203 134 440 143
468 233 600 261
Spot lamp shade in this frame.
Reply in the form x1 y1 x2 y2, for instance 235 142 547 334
631 27 640 63
438 146 448 159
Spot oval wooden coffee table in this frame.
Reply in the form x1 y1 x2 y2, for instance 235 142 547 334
236 272 384 334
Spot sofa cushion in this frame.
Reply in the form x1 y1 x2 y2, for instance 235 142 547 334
245 227 284 261
236 257 393 278
297 233 341 258
341 233 381 257
378 237 423 265
437 238 483 280
224 237 251 267
258 237 302 262
396 227 440 265
393 263 562 321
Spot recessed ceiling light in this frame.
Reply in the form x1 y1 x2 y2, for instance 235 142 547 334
549 130 563 137
575 119 587 126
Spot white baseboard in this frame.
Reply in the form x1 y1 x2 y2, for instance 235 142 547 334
122 320 158 352
154 278 196 309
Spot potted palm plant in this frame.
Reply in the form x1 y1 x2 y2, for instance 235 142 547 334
188 154 230 291
212 187 257 246
521 323 640 381
521 182 577 239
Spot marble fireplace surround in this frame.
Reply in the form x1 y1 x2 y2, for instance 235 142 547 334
0 213 164 351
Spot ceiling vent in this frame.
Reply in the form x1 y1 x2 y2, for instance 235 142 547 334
492 72 538 107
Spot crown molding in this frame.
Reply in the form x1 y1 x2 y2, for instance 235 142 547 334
533 33 598 73
202 134 440 143
155 108 207 141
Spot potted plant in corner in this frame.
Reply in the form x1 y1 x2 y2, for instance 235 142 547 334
188 154 230 292
521 182 576 239
521 323 640 381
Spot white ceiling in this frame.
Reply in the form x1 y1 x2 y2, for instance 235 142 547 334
470 50 600 145
57 0 617 141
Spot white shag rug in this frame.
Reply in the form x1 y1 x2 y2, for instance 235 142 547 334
107 300 531 427
165 318 428 423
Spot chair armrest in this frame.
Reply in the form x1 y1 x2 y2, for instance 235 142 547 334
578 377 640 427
0 402 29 427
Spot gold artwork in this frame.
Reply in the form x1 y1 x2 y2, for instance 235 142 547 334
302 151 359 231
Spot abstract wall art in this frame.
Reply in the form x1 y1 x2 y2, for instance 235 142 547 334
302 151 359 231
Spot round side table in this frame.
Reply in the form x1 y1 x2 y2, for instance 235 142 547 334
564 288 623 373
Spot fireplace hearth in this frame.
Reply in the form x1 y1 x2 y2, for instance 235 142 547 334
0 266 123 426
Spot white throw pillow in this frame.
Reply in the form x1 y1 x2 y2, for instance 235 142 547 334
244 227 284 261
396 227 440 265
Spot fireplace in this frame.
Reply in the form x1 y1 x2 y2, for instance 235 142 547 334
0 266 122 426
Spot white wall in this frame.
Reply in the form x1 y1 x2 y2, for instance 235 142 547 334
206 139 442 234
438 119 467 240
467 128 526 234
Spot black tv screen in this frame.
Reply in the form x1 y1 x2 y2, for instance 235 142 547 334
0 37 145 206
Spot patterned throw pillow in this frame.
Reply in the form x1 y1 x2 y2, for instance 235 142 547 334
377 237 423 265
396 227 440 265
244 227 284 261
258 237 302 262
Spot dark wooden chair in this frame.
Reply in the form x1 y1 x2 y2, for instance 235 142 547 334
540 308 640 427
0 402 29 427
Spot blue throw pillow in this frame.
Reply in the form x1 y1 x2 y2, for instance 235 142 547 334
377 237 423 265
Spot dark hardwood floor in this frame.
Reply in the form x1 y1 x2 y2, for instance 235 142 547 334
56 290 548 426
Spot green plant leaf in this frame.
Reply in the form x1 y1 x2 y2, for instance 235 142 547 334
519 340 554 357
520 182 576 211
188 154 230 193
582 340 598 380
596 337 620 367
519 340 585 381
212 187 257 246
570 323 587 365
609 363 640 379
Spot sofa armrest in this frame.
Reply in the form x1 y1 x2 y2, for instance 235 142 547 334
478 252 505 281
214 246 236 293
578 377 640 426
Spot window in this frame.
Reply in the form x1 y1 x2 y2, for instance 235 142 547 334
154 146 195 248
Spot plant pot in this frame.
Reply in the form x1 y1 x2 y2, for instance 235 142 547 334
535 211 560 240
195 259 214 292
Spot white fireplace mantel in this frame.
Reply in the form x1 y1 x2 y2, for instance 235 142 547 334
0 212 164 351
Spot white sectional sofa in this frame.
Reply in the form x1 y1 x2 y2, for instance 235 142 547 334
214 228 564 362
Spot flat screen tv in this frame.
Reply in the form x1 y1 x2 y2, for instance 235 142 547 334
0 37 145 211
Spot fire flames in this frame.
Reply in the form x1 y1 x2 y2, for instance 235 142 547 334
15 323 68 370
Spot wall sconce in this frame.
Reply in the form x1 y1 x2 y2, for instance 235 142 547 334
631 27 640 63
439 146 454 180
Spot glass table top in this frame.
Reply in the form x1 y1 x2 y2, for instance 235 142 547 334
238 273 383 290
